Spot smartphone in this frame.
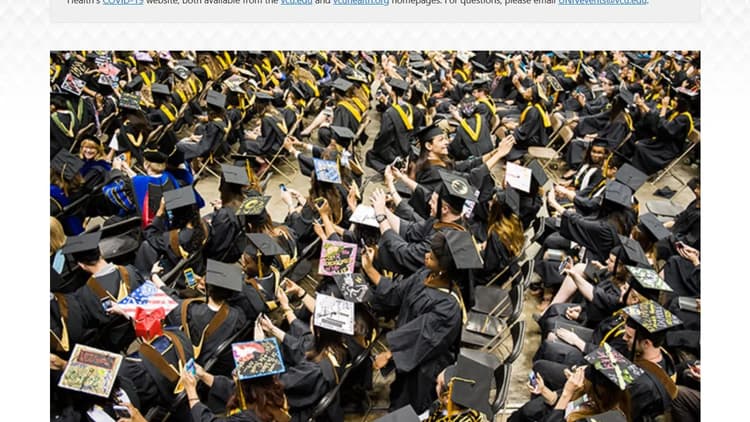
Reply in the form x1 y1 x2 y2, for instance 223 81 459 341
113 405 131 418
314 197 326 208
528 370 538 388
674 241 685 251
279 183 287 192
118 153 127 162
184 268 196 288
101 298 113 312
185 358 197 376
558 256 572 275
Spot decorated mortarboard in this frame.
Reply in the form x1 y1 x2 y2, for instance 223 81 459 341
231 338 286 380
414 124 444 144
445 355 493 419
638 213 671 241
455 51 474 64
343 68 368 84
626 266 673 294
438 170 474 210
504 162 533 193
134 51 153 62
119 93 142 111
622 300 682 333
444 230 484 270
51 149 84 181
244 233 287 257
330 77 354 93
333 273 370 303
163 186 196 211
61 73 86 96
220 164 250 186
575 410 628 422
319 240 358 276
222 74 247 94
62 231 102 257
313 158 342 184
388 77 409 94
583 343 644 390
373 405 420 422
150 83 171 97
616 235 651 268
349 204 379 228
205 259 244 292
495 187 521 215
528 159 549 186
206 90 226 109
236 195 271 217
58 344 123 398
582 64 597 83
314 293 355 335
330 125 356 147
615 164 648 193
603 181 633 209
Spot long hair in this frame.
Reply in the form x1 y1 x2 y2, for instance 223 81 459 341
226 376 287 422
567 372 632 422
50 217 67 255
308 176 344 224
306 325 348 366
50 168 85 198
487 201 525 257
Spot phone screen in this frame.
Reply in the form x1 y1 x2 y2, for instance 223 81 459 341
184 268 196 288
101 299 113 312
185 358 197 376
528 371 537 388
279 184 287 192
113 405 131 418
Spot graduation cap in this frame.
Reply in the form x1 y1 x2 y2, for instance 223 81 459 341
615 164 648 193
638 213 671 242
313 293 355 335
626 265 674 295
220 164 250 187
495 187 521 216
438 170 474 212
616 235 651 268
205 259 244 292
163 186 196 211
330 125 356 148
602 181 633 209
252 91 275 102
51 149 84 182
173 65 190 80
143 147 168 164
373 405 419 422
471 78 491 91
622 300 682 334
617 85 635 105
62 231 102 263
583 343 644 390
444 230 484 270
333 273 370 303
231 339 286 380
206 90 226 109
290 83 308 101
470 60 488 73
313 158 342 184
445 354 493 419
330 77 354 94
527 159 549 187
119 93 141 111
388 78 409 96
552 51 570 61
244 233 287 258
413 80 430 96
349 204 379 228
236 195 271 217
176 59 196 68
455 51 474 64
581 64 597 83
575 410 628 422
414 124 444 145
591 137 611 149
150 83 171 97
134 51 153 63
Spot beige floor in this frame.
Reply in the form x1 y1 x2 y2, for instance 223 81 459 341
193 110 699 422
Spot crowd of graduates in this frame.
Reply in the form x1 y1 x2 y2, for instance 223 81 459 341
50 50 700 422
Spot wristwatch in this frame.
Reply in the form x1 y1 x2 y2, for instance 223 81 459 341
376 214 387 223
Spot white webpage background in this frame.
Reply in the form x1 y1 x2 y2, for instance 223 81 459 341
0 0 745 417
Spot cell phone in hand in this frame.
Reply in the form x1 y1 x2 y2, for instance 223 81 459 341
118 153 127 162
185 358 197 376
113 405 131 418
558 256 572 275
101 298 113 312
528 370 538 388
314 197 326 208
675 241 685 251
184 268 197 288
279 184 287 192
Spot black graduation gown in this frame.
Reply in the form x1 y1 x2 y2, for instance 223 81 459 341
204 206 245 263
631 113 692 175
371 269 462 413
227 275 273 324
280 321 347 422
366 103 414 173
166 300 248 377
662 255 701 297
78 264 144 352
475 231 519 286
180 118 230 161
513 104 550 149
191 375 263 421
672 199 700 250
333 101 362 135
558 211 619 263
376 217 436 276
51 111 76 158
135 215 207 283
242 113 286 158
448 115 494 161
50 291 107 360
